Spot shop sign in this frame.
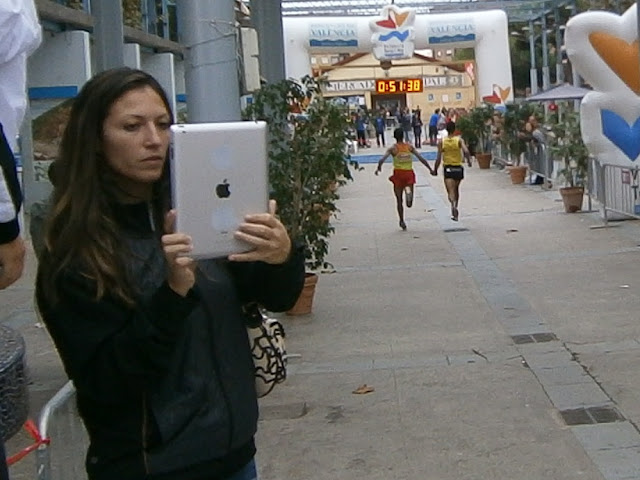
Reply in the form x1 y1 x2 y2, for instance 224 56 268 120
309 23 358 48
324 80 376 93
423 75 463 88
427 19 476 45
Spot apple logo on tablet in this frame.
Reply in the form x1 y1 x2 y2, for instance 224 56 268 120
215 179 231 198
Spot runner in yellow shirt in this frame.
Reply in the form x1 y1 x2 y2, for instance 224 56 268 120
433 121 472 221
375 128 434 230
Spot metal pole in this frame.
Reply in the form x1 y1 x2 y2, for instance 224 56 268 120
529 20 539 95
541 15 550 91
177 0 241 122
570 0 581 110
93 0 125 72
252 0 286 84
554 1 564 84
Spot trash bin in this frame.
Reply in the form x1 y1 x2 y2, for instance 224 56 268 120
0 325 28 441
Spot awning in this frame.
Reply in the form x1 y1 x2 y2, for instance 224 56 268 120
525 83 592 102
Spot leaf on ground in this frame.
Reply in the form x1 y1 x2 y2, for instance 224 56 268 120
352 384 375 395
506 228 519 233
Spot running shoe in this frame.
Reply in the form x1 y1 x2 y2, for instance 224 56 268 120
399 220 407 230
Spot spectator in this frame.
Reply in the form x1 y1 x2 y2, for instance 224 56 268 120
400 108 412 144
411 106 423 149
35 67 305 480
428 108 440 146
374 111 386 147
0 1 41 477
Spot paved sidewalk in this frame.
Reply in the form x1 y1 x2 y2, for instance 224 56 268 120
3 153 640 479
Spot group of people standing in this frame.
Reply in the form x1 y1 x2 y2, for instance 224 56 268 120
354 105 465 151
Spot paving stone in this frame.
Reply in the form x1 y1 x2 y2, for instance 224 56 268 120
545 383 611 410
532 364 592 386
570 340 640 356
572 422 640 451
589 447 640 479
522 350 575 369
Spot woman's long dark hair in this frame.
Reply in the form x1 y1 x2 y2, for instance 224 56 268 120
40 67 174 307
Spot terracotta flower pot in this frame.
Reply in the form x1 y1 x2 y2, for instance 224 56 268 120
286 273 318 316
559 186 584 213
508 165 527 184
476 153 492 169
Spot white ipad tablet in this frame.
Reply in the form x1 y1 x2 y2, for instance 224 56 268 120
170 121 268 259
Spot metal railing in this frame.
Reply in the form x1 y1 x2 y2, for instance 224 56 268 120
50 0 178 42
589 158 640 224
523 143 553 185
491 141 508 166
35 381 87 480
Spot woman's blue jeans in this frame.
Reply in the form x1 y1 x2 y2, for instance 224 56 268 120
226 459 258 480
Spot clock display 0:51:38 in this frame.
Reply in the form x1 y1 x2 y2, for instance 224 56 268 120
375 79 423 94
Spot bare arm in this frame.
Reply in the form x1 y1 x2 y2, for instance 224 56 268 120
410 145 434 174
459 138 472 167
434 140 443 173
375 147 395 175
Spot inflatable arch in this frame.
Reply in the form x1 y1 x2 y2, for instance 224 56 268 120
282 7 513 105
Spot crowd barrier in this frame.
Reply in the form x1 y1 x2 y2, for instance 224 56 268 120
589 158 640 224
491 141 554 185
524 143 553 185
34 381 87 480
491 142 508 166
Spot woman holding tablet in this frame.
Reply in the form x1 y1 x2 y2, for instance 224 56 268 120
36 67 304 480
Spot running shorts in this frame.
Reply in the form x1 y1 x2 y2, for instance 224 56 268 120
443 165 464 180
389 169 416 189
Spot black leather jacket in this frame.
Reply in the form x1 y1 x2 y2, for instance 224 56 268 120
36 202 305 480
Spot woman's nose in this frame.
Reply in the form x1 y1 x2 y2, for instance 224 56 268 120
145 124 162 145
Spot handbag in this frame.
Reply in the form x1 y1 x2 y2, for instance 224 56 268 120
244 304 287 398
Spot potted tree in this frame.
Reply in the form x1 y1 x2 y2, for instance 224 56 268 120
244 76 359 315
457 104 494 169
500 103 536 184
549 111 589 213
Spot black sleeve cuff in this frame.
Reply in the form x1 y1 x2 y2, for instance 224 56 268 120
0 218 20 244
148 282 200 336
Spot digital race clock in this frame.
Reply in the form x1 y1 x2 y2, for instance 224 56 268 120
375 78 424 94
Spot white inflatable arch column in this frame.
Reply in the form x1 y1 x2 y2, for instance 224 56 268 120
283 9 513 104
